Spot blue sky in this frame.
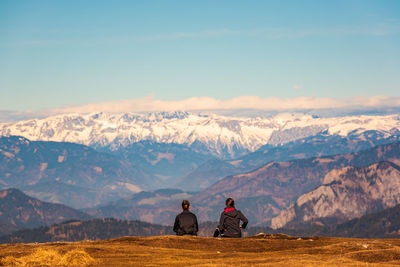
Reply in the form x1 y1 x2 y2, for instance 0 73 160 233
0 0 400 113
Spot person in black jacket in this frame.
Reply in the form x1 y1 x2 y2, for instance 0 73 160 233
173 200 199 236
215 197 248 238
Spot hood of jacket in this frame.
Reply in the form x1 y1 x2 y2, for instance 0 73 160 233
224 207 239 217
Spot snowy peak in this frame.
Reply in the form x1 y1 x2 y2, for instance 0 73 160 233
1 112 400 158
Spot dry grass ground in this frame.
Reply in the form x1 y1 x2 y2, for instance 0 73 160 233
1 234 400 266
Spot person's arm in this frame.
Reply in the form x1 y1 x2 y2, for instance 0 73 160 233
173 215 180 233
194 214 199 234
218 212 225 232
238 211 248 229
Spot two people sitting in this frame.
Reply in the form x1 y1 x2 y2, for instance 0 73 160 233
173 198 248 237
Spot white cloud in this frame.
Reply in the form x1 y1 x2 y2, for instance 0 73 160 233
44 95 400 115
1 95 399 122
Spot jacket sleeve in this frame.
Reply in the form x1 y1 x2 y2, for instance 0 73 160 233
194 214 199 234
173 215 180 233
238 211 248 229
218 212 225 232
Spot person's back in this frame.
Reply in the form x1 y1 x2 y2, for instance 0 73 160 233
217 198 248 238
173 200 198 236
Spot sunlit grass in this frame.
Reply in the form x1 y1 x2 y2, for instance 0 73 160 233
1 247 95 266
1 235 400 266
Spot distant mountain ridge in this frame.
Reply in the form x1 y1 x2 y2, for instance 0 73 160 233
0 188 91 236
1 111 399 159
0 136 156 208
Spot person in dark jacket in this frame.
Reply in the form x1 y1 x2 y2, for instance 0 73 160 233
173 200 199 236
215 197 248 238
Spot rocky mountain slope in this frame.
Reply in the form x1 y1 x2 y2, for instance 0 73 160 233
270 161 400 229
1 111 399 159
0 188 91 236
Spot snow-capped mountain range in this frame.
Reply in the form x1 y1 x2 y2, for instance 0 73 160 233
1 111 400 158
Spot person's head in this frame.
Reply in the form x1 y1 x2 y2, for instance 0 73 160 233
226 198 235 208
182 200 190 211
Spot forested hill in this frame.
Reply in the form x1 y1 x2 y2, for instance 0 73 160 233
0 219 222 244
0 219 173 244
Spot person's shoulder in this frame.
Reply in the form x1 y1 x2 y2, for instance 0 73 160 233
177 211 185 217
237 210 247 218
180 210 194 216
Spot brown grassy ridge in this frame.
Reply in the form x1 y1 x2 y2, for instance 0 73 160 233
2 234 400 266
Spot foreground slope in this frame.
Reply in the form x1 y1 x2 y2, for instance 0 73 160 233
2 235 400 266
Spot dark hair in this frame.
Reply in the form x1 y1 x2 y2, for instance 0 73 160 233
226 198 235 208
182 200 190 210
